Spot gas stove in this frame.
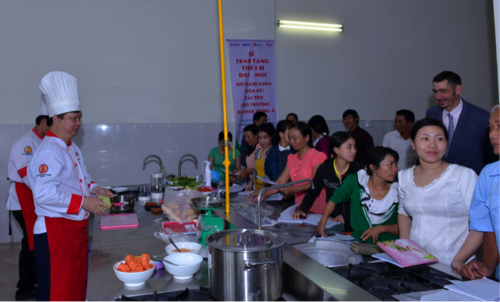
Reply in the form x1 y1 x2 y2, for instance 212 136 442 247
115 286 287 302
329 262 459 301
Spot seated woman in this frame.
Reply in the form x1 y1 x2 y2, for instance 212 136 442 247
239 124 261 184
208 131 241 177
293 132 364 231
308 115 332 158
250 122 327 209
265 120 297 182
398 118 477 265
246 123 276 191
318 147 400 244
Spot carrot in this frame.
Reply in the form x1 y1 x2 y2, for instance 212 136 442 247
122 265 131 272
117 262 126 271
135 257 142 263
141 254 151 269
149 264 155 269
131 262 143 272
125 254 135 266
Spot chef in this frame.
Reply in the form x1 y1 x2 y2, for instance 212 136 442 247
28 71 113 301
6 94 49 300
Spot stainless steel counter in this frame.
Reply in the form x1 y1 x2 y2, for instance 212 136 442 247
86 207 208 301
87 198 379 301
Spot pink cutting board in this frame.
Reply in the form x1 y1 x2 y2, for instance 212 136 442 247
100 213 139 230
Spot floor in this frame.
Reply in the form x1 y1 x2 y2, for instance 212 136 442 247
0 242 34 301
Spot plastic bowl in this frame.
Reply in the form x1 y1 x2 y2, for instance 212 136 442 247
165 242 202 255
113 260 155 286
163 253 203 280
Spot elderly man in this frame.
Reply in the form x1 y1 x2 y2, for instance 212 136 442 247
451 104 499 280
28 72 113 301
383 109 416 170
426 71 494 174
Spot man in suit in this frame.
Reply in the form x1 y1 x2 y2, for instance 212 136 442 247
426 71 495 175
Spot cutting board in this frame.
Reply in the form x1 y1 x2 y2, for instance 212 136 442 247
100 213 139 230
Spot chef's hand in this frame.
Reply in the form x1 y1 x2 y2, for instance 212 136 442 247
451 259 465 272
82 196 108 215
360 226 384 242
91 186 114 198
459 261 494 280
291 210 307 219
317 216 328 237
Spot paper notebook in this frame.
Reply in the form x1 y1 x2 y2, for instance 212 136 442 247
373 239 438 268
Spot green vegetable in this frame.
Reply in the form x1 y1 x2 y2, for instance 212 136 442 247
169 176 200 189
98 194 111 209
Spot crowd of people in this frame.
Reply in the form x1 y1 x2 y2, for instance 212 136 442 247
207 71 499 281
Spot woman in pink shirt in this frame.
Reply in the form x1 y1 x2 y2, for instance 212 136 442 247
250 122 327 212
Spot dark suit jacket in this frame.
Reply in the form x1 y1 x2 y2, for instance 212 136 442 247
426 99 495 175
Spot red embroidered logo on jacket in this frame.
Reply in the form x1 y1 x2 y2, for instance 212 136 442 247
39 164 48 174
24 146 32 154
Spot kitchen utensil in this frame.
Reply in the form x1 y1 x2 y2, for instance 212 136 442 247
152 255 179 266
113 260 155 286
350 242 384 256
138 184 151 202
191 197 223 209
294 240 363 267
163 253 203 280
207 229 285 301
165 242 202 255
191 198 223 246
169 238 182 253
110 194 136 212
150 172 166 201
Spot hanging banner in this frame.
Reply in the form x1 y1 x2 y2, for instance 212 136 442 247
228 40 278 144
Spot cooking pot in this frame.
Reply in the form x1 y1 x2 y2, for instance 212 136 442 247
207 229 284 301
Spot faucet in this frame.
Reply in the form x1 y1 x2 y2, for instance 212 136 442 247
256 179 314 229
178 154 198 177
142 154 164 173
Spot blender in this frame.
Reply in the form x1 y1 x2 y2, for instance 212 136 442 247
150 173 166 204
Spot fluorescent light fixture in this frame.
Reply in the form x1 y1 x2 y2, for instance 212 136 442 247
277 20 343 32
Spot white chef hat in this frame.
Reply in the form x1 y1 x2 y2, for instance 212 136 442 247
39 71 80 116
39 93 48 116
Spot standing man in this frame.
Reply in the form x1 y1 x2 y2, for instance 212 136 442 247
6 94 49 301
28 71 113 301
342 109 374 163
426 71 494 175
383 110 416 171
286 113 298 124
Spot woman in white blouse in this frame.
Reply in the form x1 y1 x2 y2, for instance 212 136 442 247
398 118 477 265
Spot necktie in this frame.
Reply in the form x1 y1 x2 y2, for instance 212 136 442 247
445 113 454 159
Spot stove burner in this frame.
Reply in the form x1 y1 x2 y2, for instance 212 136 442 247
329 262 458 301
116 286 212 301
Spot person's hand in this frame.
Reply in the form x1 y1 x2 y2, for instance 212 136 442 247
317 216 328 237
360 226 384 242
332 214 345 224
250 189 268 203
459 261 495 280
451 259 465 272
291 210 307 219
82 196 108 215
245 182 253 192
278 186 292 196
91 186 114 198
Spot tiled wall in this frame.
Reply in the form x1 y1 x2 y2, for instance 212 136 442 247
0 120 395 242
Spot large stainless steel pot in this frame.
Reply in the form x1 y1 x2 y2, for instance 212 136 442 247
207 229 285 301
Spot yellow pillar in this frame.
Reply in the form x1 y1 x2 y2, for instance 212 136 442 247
217 0 231 214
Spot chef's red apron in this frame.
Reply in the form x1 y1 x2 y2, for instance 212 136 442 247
45 217 89 301
15 182 37 251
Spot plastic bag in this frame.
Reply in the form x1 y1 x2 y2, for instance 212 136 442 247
230 200 278 226
162 189 204 221
154 227 198 244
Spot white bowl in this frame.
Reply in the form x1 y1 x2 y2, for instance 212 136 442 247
163 253 203 280
113 260 155 286
165 242 202 255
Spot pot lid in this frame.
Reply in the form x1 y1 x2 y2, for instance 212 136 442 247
206 229 284 252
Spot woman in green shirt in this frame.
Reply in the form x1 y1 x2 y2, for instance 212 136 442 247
208 131 241 176
318 147 400 244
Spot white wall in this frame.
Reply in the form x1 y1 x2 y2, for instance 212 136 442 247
0 0 498 243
